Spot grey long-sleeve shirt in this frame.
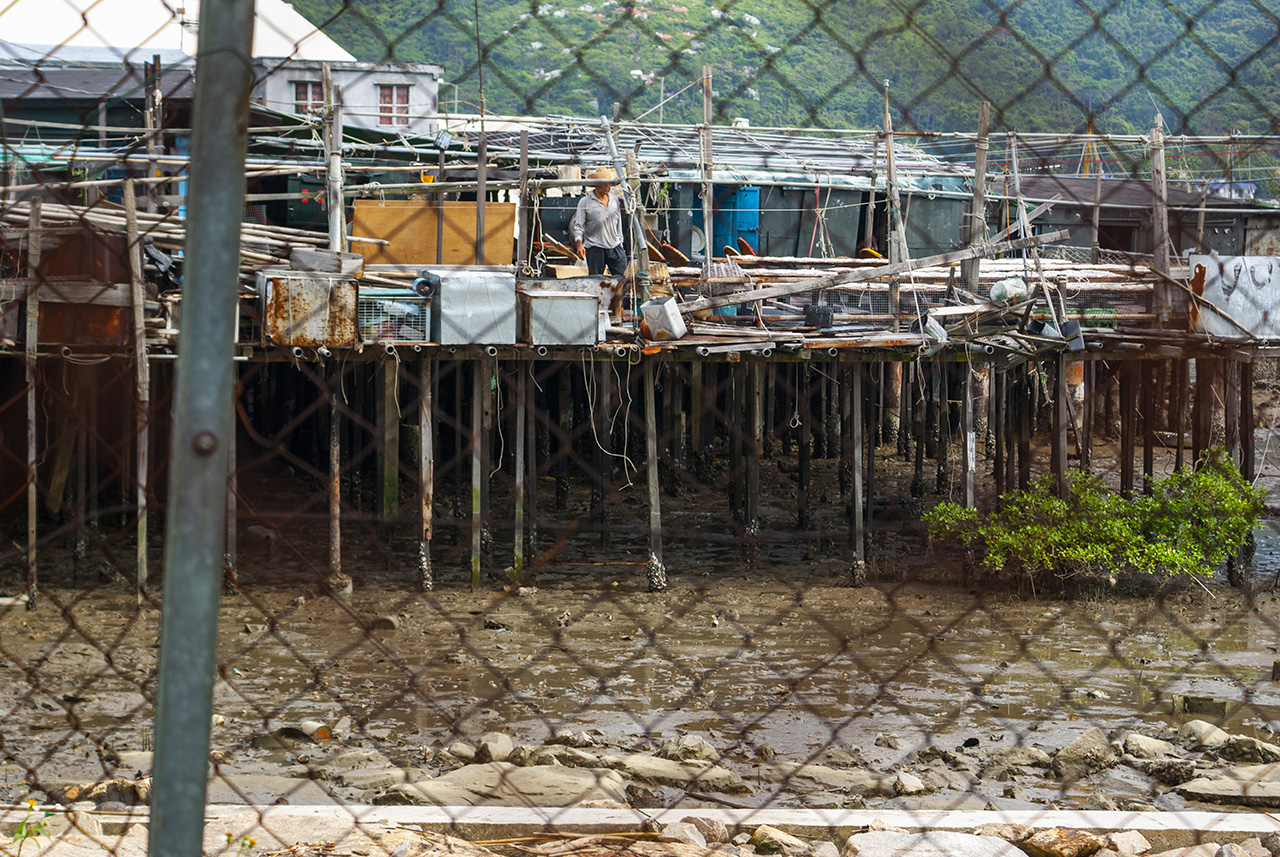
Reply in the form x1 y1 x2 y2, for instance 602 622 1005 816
570 191 624 250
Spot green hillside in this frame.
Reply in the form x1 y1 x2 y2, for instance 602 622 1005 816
291 0 1280 136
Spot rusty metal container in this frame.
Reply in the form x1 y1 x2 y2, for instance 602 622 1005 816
258 270 357 348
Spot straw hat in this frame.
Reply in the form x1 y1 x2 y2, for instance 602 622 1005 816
588 167 617 182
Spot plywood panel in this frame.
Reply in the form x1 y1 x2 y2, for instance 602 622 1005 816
352 199 516 266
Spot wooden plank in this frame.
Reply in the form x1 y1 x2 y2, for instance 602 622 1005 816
351 199 516 266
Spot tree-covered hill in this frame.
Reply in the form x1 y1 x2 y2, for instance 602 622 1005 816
290 0 1280 136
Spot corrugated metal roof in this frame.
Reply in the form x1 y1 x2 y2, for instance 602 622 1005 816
1008 175 1243 209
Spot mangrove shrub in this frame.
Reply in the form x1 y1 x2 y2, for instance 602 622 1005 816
923 448 1264 587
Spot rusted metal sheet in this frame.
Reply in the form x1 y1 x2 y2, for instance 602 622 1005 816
38 304 129 347
259 271 357 347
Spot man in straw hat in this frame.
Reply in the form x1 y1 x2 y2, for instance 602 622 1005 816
571 167 628 276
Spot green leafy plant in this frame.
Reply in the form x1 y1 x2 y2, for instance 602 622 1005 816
924 448 1264 591
13 800 53 857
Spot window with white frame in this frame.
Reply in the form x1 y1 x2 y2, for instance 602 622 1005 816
378 84 411 125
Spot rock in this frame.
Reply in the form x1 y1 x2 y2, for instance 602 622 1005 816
320 749 393 774
662 822 707 848
874 733 903 750
893 772 927 795
843 831 1022 856
1180 720 1230 750
475 733 514 763
980 746 1053 779
805 843 839 857
1053 728 1117 779
1177 765 1280 807
1218 736 1280 764
882 794 988 811
682 817 730 844
447 742 476 763
752 825 810 855
817 748 865 769
971 825 1032 844
550 729 601 748
507 745 537 766
47 810 104 839
1021 827 1105 857
1218 846 1256 857
755 762 896 797
379 762 627 807
338 767 429 790
369 614 400 631
206 774 345 805
733 834 753 846
1261 832 1280 856
1144 847 1220 857
1085 794 1118 811
1237 838 1270 857
658 735 721 763
47 778 151 807
1172 695 1228 718
1124 734 1178 760
922 769 976 793
985 796 1044 811
250 727 317 750
599 754 748 794
532 745 599 767
1125 757 1197 786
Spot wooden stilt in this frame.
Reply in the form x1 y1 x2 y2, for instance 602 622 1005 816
1174 359 1187 472
644 360 667 590
1193 358 1213 465
764 363 775 457
513 362 526 582
1053 355 1068 498
730 364 744 519
962 362 976 507
557 364 570 510
1082 360 1094 472
125 180 150 602
936 361 950 495
1242 360 1255 480
418 358 434 591
1017 365 1032 491
779 363 792 458
745 363 762 561
25 195 40 609
899 362 912 460
225 389 237 591
798 363 812 530
925 364 938 461
594 359 612 547
454 361 466 535
1120 362 1136 497
480 360 494 556
995 369 1006 494
865 366 876 554
1143 362 1156 494
1225 359 1241 470
911 365 925 498
851 365 865 567
840 365 853 495
378 359 400 524
470 360 484 590
328 364 344 592
525 361 538 567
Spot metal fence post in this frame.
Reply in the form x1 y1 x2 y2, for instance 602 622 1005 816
148 2 255 856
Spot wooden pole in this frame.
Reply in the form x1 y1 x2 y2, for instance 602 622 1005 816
24 195 41 609
556 365 570 510
125 180 151 602
935 361 949 494
1225 358 1241 470
1017 365 1032 491
471 360 483 590
962 362 975 507
418 358 434 591
225 396 237 591
1053 355 1068 498
1091 167 1103 264
865 365 877 549
1120 363 1136 497
1082 360 1094 472
851 365 865 564
700 65 714 277
378 360 400 524
911 365 925 497
644 361 667 590
729 365 744 518
526 361 538 561
1241 360 1256 480
1174 358 1186 472
513 363 526 581
1143 362 1156 494
798 363 812 530
746 362 762 559
962 102 990 290
475 133 487 265
517 130 530 270
328 365 344 592
1150 118 1171 321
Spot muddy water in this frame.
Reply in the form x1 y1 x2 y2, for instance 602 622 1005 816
5 548 1280 808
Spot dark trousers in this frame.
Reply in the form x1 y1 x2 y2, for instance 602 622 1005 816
586 244 627 276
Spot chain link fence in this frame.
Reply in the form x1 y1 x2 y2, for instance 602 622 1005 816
3 1 1280 856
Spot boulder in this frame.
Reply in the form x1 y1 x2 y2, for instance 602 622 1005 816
475 733 514 764
47 778 152 807
338 767 430 790
755 762 896 797
1021 828 1105 857
1102 831 1151 857
658 735 721 763
599 754 748 794
893 772 927 795
980 747 1052 779
1124 734 1178 760
1053 728 1116 779
1179 720 1230 750
379 762 627 807
661 822 707 848
47 810 104 839
882 794 988 811
533 745 599 767
752 825 810 855
1218 736 1280 764
1124 757 1197 786
320 749 393 774
447 743 476 763
681 816 730 844
971 825 1032 844
1177 764 1280 807
843 831 1022 857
